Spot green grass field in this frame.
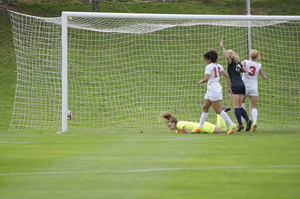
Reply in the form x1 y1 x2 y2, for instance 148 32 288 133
1 1 300 198
1 128 300 198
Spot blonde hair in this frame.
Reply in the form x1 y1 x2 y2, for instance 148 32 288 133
249 49 260 61
227 50 239 63
158 112 178 124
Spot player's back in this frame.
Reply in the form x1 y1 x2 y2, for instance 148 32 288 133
205 63 224 89
242 60 261 85
176 121 199 132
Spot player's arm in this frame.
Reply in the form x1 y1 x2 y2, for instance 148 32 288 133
220 38 232 64
199 73 210 84
240 61 248 73
221 70 232 95
259 66 268 80
240 63 247 73
241 60 246 67
182 126 191 134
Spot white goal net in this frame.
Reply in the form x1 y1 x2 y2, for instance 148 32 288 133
8 10 300 132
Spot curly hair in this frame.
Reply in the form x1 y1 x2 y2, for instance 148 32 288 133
227 50 239 63
158 112 178 124
203 49 218 63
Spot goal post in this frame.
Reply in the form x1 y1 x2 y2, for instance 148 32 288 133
61 12 68 133
8 10 300 132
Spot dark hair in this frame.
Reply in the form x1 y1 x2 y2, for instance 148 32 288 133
203 50 218 63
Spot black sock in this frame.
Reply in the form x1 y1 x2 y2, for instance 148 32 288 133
240 107 250 122
234 108 242 126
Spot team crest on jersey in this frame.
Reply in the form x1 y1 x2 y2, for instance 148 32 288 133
235 63 242 71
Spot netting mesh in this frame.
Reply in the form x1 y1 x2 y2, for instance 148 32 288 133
8 10 300 131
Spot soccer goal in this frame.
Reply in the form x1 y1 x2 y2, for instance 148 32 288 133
8 10 300 132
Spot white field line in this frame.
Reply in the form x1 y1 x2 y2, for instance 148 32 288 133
1 165 300 176
121 138 201 141
0 141 83 144
1 134 300 144
0 138 199 144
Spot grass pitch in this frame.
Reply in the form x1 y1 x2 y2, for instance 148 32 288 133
1 128 300 199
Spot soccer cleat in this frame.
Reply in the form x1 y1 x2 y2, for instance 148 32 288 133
221 107 231 112
251 123 257 131
246 120 252 131
237 124 244 132
191 128 203 133
227 124 237 134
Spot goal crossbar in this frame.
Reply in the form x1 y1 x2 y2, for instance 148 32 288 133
62 12 300 21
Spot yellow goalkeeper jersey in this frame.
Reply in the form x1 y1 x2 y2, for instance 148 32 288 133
176 121 216 134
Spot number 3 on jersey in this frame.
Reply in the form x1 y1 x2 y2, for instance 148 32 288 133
213 67 221 78
248 66 256 76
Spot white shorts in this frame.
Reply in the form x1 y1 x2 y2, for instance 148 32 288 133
205 88 223 101
245 85 258 96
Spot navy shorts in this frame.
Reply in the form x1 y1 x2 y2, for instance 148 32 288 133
231 85 246 95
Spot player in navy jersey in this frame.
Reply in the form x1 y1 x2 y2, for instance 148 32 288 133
220 38 252 132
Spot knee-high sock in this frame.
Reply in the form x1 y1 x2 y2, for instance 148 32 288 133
217 114 227 131
198 112 208 128
252 108 257 124
241 103 245 123
240 107 250 122
234 108 243 126
219 111 234 127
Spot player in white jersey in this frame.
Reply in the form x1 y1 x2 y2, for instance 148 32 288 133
241 50 268 131
191 50 237 134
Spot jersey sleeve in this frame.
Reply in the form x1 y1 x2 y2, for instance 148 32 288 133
176 121 185 131
218 64 224 72
205 64 212 75
243 60 249 69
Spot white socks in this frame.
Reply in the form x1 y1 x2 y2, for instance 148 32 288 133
241 103 245 123
219 111 235 127
198 112 208 128
198 111 235 128
252 108 257 124
241 103 245 109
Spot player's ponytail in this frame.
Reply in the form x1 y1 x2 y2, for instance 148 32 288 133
158 112 178 124
227 50 239 63
249 49 260 61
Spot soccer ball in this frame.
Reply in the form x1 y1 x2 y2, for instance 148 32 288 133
67 110 72 119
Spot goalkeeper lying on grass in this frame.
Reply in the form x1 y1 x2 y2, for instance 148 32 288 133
159 108 231 134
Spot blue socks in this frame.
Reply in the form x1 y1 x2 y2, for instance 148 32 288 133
240 107 250 122
234 108 242 126
235 107 250 126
